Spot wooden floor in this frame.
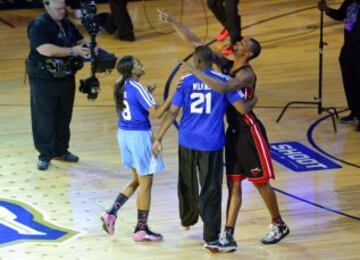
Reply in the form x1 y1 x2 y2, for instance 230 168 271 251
0 0 359 259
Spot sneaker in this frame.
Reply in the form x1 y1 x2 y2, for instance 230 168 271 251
181 225 190 231
260 224 290 244
55 152 79 162
204 232 237 253
222 46 234 56
339 113 359 125
101 212 117 235
215 28 229 41
37 159 50 171
132 225 163 242
115 31 135 42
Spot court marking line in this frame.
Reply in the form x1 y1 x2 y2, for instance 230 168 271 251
307 109 360 168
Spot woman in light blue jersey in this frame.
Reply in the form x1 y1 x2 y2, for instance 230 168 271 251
101 55 172 242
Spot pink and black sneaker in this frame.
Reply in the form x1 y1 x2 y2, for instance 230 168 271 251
101 211 117 235
132 225 163 242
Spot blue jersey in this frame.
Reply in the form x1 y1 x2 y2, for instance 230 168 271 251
172 69 244 151
118 79 156 130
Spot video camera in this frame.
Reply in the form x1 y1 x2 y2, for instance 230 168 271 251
80 0 99 36
79 0 117 100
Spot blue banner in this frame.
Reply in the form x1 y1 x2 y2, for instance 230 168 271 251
270 142 341 172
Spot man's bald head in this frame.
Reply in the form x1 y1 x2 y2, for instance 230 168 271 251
44 0 66 22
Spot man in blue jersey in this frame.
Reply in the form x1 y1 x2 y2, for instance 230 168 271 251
152 45 255 246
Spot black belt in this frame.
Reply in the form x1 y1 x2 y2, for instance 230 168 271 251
25 58 81 78
25 59 53 78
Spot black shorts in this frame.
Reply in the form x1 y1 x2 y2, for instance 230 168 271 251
225 113 275 183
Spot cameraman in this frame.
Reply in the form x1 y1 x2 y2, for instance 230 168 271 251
27 0 89 170
319 0 360 131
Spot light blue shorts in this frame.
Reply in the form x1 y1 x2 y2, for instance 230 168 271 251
117 129 165 175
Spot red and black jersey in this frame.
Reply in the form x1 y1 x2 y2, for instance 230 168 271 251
220 58 257 130
219 58 275 182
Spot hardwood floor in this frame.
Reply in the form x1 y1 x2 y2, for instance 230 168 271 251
0 1 359 259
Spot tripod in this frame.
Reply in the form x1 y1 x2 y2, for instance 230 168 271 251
276 1 338 132
0 17 14 28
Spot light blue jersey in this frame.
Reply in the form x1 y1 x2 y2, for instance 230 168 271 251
118 79 156 130
172 69 244 151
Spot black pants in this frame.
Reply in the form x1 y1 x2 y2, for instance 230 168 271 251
29 77 75 161
66 0 80 9
339 45 360 119
109 0 134 38
178 145 223 242
207 0 241 44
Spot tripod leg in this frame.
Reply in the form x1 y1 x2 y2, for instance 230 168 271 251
323 109 337 133
328 107 339 119
330 113 337 132
276 101 320 123
276 102 297 123
276 106 289 123
0 18 15 28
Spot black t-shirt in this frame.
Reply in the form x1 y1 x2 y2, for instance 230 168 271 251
27 13 83 63
27 13 83 94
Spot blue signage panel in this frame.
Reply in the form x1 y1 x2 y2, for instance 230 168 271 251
270 142 341 172
0 199 77 247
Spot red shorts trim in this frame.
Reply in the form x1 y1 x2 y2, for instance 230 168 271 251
243 114 275 180
227 174 270 184
227 174 246 182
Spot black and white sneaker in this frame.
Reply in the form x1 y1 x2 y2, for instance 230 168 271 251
339 113 359 125
204 232 237 253
37 159 50 170
261 224 290 244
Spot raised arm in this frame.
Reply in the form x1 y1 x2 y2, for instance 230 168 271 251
157 9 203 48
180 61 255 93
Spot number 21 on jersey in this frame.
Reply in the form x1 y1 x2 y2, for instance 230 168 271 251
190 92 212 114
